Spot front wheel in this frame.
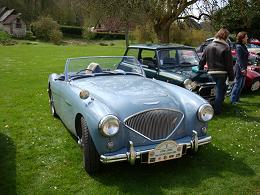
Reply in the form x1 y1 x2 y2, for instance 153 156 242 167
81 117 100 174
251 79 260 91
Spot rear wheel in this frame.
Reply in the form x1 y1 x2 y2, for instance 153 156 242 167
81 117 100 174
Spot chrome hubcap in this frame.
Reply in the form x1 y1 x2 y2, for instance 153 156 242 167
251 81 260 91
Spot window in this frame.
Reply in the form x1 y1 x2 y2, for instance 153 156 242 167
140 50 157 67
16 18 22 28
141 50 155 59
126 48 139 59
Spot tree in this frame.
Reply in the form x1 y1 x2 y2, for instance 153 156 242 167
142 0 215 43
212 0 260 38
212 0 250 32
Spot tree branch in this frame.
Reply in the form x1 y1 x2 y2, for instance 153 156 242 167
177 13 211 20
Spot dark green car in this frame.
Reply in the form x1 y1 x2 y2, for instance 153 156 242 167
124 44 216 104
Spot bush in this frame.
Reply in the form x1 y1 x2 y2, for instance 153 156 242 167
31 16 63 42
49 30 63 45
0 31 16 45
0 30 11 41
170 24 213 46
83 30 97 40
25 31 36 40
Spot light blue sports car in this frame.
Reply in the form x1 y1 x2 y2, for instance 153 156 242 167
48 56 214 174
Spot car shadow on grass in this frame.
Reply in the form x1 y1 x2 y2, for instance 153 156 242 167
0 133 16 194
92 144 255 194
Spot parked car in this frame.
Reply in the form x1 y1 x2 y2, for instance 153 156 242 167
196 37 235 58
231 49 260 91
48 56 214 174
247 41 260 56
197 39 260 91
124 44 216 104
248 53 260 74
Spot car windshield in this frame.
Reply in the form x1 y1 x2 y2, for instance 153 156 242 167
247 43 260 48
158 49 200 68
65 56 145 81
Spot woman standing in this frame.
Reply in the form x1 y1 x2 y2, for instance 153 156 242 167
231 32 249 104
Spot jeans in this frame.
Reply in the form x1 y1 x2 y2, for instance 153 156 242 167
231 75 246 103
211 74 227 114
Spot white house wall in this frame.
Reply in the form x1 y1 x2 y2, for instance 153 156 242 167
11 20 26 37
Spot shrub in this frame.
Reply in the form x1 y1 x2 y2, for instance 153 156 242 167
49 30 63 45
83 30 97 40
0 31 16 45
170 24 213 46
25 31 36 40
31 16 62 41
0 30 11 41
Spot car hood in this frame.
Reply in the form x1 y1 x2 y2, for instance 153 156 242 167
73 75 182 117
161 67 211 83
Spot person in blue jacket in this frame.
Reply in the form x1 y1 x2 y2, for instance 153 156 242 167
231 32 249 104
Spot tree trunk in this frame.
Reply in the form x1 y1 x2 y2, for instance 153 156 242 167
154 22 171 43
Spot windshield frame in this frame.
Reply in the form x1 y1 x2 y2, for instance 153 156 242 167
64 56 145 81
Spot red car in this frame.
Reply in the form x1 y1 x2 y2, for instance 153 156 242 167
247 41 260 56
232 50 260 91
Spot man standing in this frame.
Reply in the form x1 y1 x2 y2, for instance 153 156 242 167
199 28 234 115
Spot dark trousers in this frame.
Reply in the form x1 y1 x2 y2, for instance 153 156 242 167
211 74 227 114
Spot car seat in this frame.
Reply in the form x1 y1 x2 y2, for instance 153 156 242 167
86 62 103 73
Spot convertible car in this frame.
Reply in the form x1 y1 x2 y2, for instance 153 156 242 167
124 44 216 104
48 56 214 174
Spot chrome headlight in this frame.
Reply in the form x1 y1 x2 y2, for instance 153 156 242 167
99 115 119 137
184 79 197 90
198 104 214 122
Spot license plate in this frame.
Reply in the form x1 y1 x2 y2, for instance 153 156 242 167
148 140 183 163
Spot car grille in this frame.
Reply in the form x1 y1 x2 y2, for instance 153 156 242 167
124 109 183 141
198 85 215 97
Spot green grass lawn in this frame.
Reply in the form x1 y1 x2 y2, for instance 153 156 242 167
0 41 259 194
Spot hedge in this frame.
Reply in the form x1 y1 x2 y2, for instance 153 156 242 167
60 25 83 36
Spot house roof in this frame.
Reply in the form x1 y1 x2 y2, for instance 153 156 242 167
0 9 15 22
0 7 8 17
3 13 21 24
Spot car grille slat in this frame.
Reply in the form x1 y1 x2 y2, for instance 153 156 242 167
125 109 183 140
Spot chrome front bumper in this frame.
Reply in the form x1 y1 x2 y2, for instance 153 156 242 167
100 130 211 164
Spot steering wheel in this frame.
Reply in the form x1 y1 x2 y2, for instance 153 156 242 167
76 68 93 74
